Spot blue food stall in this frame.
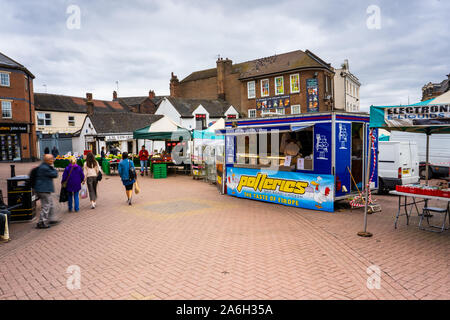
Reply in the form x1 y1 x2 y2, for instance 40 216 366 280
217 112 379 212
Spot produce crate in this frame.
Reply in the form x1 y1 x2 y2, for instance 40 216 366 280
102 160 110 175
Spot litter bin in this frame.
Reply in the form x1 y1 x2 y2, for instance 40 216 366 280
7 175 36 222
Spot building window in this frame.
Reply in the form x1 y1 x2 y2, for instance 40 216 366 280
247 81 256 99
276 107 285 115
37 112 52 126
25 76 28 91
261 79 269 97
275 76 284 95
195 114 206 130
248 109 256 118
291 105 301 114
290 74 300 93
325 75 330 93
0 72 10 87
1 101 12 118
68 116 75 126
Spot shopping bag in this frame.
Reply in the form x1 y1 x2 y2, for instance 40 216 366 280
134 181 140 194
80 184 88 199
59 186 68 203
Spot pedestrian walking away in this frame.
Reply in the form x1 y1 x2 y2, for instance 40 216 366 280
51 146 59 159
139 145 149 176
62 156 85 212
33 154 59 229
83 152 102 209
118 152 136 205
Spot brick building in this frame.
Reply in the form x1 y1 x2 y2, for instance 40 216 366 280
0 52 37 161
421 74 450 101
170 49 335 118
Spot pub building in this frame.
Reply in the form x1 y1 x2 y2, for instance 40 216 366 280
0 52 37 162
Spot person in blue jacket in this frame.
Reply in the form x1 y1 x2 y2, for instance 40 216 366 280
118 152 136 205
34 154 59 228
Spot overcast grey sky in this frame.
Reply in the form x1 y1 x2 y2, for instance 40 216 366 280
1 0 449 110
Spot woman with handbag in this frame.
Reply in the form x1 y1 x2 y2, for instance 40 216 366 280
118 152 136 205
61 156 84 212
83 152 102 209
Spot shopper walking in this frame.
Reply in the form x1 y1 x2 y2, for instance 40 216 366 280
83 152 101 209
62 156 84 212
118 152 136 205
139 145 149 176
51 146 59 159
34 154 59 229
100 146 106 165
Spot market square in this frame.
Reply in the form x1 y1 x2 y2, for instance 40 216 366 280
0 1 449 303
0 162 449 300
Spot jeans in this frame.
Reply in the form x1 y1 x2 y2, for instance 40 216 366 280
68 191 80 211
140 160 148 172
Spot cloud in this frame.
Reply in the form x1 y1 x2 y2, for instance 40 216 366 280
0 0 448 109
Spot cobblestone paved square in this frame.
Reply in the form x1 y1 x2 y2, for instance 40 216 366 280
0 163 449 300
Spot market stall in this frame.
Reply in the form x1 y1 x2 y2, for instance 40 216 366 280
217 112 378 212
370 99 450 232
133 116 192 178
192 119 225 182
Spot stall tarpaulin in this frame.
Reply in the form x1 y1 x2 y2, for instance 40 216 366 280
133 116 191 140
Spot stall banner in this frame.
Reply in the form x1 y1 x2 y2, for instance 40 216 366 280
226 167 334 212
313 123 332 174
383 104 450 127
335 122 351 197
256 95 290 110
306 79 319 112
225 135 235 164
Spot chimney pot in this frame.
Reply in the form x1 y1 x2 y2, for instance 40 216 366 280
113 91 118 100
149 90 155 99
86 93 93 101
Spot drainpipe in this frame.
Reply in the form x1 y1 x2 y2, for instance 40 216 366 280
27 75 34 162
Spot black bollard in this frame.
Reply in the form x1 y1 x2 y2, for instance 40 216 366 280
10 165 15 178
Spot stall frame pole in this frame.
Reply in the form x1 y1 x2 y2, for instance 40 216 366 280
358 127 373 237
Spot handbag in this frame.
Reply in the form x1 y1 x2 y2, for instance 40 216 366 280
59 166 74 203
128 160 136 181
134 180 140 194
97 164 103 181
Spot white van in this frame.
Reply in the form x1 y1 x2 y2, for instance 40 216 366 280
378 141 420 193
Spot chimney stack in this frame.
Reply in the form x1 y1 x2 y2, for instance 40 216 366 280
113 91 118 100
149 90 155 99
216 57 232 100
86 92 94 115
170 72 180 97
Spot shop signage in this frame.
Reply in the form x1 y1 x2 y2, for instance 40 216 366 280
256 95 290 110
0 123 28 134
105 135 133 141
384 104 450 127
226 167 334 212
306 78 319 112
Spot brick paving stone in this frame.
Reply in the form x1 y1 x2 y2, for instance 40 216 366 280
0 163 449 300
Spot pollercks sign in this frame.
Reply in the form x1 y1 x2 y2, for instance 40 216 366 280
384 104 450 127
226 167 334 212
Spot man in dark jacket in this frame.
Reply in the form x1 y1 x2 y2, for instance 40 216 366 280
35 154 59 229
51 146 59 159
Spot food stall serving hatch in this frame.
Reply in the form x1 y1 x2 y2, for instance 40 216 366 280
216 112 379 212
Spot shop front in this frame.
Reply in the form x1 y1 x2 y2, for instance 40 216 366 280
0 123 28 162
218 112 379 212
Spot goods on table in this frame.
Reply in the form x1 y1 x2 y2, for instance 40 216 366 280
396 184 450 198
